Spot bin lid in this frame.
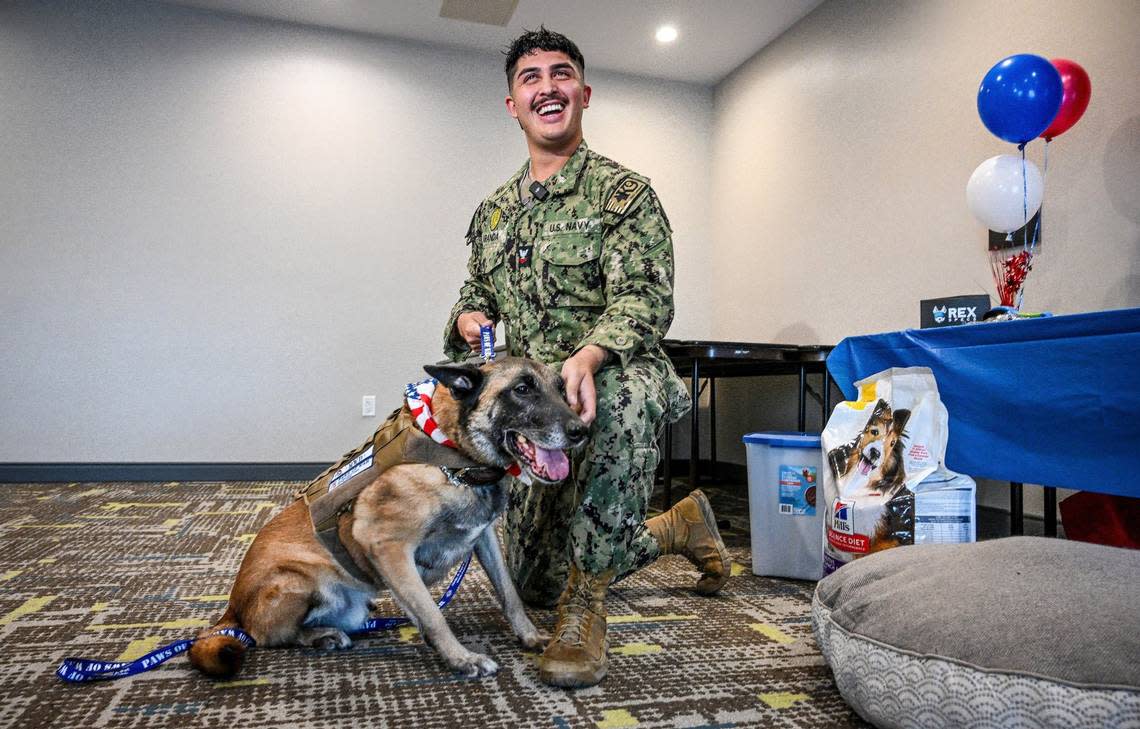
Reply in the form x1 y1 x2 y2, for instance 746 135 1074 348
742 432 821 448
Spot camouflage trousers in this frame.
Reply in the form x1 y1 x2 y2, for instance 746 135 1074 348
504 359 690 606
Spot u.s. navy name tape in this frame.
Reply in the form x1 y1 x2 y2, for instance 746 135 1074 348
57 553 472 683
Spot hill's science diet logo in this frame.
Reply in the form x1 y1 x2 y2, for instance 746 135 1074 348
832 499 854 534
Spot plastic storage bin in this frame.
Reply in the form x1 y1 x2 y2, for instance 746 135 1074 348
744 432 824 581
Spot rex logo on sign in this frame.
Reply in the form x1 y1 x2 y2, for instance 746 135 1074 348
931 305 979 324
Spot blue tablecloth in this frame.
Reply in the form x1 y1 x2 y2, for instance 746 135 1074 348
826 308 1140 498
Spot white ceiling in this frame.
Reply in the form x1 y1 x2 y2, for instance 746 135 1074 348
156 0 825 85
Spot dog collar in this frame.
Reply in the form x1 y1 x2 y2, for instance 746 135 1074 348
440 465 507 489
405 379 522 477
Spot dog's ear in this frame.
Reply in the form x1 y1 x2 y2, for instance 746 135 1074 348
892 409 911 433
424 363 485 401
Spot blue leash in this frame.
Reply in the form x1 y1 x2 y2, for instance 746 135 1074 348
57 553 472 683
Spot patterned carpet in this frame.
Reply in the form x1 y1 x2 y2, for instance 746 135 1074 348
0 481 869 729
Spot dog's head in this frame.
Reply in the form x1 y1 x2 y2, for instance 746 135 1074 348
867 408 911 495
851 399 894 476
423 357 588 485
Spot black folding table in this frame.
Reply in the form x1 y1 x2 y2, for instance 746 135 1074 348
659 340 834 508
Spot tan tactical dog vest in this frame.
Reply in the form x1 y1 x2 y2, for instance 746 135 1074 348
294 407 492 534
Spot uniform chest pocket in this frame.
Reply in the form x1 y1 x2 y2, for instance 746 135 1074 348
537 234 605 308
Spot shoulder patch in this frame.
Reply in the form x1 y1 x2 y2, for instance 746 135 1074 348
464 206 481 243
604 176 649 216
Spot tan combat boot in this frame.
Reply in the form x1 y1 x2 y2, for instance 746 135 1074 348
647 489 731 594
537 565 613 688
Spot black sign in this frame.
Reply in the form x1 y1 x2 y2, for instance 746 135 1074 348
920 295 991 328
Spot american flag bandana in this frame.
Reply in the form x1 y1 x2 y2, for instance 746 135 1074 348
406 378 457 448
405 378 522 477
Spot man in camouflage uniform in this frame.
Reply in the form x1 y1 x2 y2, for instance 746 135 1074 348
443 28 730 688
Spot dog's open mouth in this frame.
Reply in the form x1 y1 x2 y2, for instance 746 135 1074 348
859 446 881 475
506 431 570 483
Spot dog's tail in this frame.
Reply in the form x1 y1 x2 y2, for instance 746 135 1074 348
188 608 249 679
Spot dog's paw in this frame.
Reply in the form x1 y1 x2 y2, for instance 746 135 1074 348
300 628 352 652
517 626 551 651
314 634 352 652
449 650 499 678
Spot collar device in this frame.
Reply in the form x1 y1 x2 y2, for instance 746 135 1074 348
529 180 549 201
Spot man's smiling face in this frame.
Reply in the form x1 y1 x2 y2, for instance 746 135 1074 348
505 50 591 153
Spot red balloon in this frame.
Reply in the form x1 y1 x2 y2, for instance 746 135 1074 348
1040 58 1091 140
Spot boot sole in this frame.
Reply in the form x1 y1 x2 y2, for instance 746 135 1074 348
689 489 732 594
538 658 608 688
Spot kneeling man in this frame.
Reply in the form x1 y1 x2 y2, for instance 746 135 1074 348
445 27 730 688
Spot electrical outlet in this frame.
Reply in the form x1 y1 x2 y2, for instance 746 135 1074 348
361 395 376 417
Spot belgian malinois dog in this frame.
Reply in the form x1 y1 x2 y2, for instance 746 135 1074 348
189 358 587 679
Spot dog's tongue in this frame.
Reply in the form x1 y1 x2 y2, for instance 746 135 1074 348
859 460 872 476
535 447 569 481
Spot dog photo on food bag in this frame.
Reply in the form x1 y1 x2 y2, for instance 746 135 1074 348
827 400 909 491
188 357 586 680
826 399 913 552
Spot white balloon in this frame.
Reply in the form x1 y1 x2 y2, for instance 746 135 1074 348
966 155 1044 234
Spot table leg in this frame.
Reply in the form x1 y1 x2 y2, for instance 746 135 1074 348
1043 486 1057 537
709 377 717 482
823 370 833 426
798 365 807 432
1010 482 1024 536
662 422 673 510
690 359 700 493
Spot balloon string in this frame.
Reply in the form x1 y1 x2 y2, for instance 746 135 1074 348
1029 139 1048 255
1020 143 1029 252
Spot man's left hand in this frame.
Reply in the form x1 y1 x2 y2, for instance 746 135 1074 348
561 345 609 426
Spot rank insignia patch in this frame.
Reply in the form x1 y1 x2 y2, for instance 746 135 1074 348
489 208 503 231
604 177 648 215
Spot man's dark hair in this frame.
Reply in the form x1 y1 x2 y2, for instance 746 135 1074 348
503 26 585 88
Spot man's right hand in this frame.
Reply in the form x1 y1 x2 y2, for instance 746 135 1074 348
456 311 494 352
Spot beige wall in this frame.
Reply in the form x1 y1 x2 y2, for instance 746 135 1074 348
0 0 712 462
707 0 1140 515
711 0 1139 345
2 0 1134 518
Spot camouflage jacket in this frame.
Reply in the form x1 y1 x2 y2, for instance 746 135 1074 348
443 141 687 418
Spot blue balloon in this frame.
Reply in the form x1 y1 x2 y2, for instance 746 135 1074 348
977 54 1063 145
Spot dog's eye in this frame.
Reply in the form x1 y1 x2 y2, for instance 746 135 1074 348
514 383 531 396
870 428 880 436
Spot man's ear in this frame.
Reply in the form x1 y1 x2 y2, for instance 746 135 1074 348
424 363 485 401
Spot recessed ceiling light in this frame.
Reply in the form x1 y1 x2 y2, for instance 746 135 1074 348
655 25 678 44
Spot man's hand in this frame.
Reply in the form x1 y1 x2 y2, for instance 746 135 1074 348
456 311 493 352
561 345 609 426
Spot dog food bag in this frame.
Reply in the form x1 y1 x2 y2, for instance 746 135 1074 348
912 469 976 544
821 367 974 576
